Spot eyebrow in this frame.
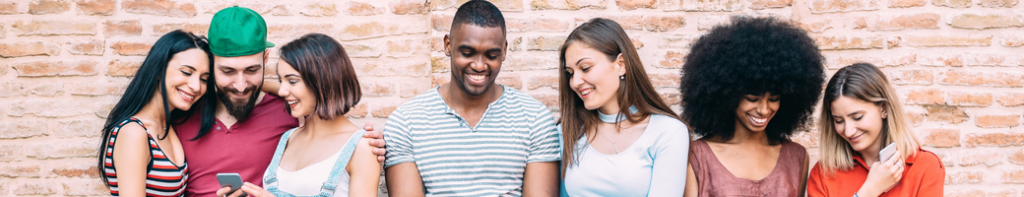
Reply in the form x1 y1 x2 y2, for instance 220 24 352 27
575 57 590 67
284 74 300 78
846 110 865 117
217 64 261 70
181 65 196 71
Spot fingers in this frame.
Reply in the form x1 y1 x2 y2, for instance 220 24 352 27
378 155 386 163
227 188 246 197
372 146 387 155
363 122 375 131
240 182 271 197
215 186 232 197
369 139 386 149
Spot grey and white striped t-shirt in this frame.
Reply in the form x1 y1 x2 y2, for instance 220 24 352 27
383 85 561 197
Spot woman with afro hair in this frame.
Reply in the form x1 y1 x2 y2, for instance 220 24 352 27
680 16 825 197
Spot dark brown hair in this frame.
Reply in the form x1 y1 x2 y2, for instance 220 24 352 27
279 33 361 120
558 18 681 174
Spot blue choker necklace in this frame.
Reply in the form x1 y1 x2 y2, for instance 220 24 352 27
597 106 639 123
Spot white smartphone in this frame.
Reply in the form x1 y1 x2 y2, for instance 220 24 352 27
216 173 244 196
879 143 897 163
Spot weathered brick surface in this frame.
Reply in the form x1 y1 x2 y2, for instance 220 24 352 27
0 0 1022 194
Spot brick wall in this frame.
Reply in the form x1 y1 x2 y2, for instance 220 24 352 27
0 0 1021 196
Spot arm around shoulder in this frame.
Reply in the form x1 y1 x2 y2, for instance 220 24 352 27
348 138 381 196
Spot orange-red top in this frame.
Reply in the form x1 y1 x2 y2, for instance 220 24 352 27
807 148 945 197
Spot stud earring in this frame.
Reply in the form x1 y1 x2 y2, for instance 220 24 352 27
620 75 625 80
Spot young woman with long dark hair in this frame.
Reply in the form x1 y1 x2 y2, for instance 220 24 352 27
98 29 216 197
558 18 689 196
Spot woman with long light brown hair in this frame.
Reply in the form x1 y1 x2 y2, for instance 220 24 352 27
558 18 689 196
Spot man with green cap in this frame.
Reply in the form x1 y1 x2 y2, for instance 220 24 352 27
172 6 387 196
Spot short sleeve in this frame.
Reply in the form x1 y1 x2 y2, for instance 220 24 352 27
527 105 561 163
383 108 414 168
647 118 690 197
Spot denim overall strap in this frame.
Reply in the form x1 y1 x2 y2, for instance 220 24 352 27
315 129 366 196
262 127 298 187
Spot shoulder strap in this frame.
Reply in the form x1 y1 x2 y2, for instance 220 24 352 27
263 127 300 186
316 129 367 196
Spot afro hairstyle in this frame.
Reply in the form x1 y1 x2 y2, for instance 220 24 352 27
679 16 826 144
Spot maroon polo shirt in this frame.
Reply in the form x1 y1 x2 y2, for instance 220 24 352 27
174 94 298 197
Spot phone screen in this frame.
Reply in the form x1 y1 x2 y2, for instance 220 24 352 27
216 173 243 195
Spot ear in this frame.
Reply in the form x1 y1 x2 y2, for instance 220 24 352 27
443 34 452 57
879 103 888 119
614 53 626 76
263 49 271 65
501 40 508 61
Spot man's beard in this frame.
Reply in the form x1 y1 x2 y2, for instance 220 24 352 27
216 84 260 123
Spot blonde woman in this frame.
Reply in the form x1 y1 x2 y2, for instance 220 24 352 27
807 63 945 197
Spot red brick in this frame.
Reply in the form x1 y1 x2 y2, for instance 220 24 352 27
0 82 28 98
267 24 334 38
0 2 17 14
347 1 384 16
925 105 969 124
1001 34 1024 47
75 0 115 15
0 164 42 178
946 171 984 184
71 79 126 96
431 56 450 73
339 21 428 41
905 34 992 47
362 81 397 97
950 13 1024 30
750 0 793 9
644 16 685 32
890 70 934 85
890 0 927 7
13 20 96 36
617 0 657 10
0 145 23 162
29 0 69 14
530 0 605 10
51 162 99 178
648 73 680 88
432 73 451 87
674 0 743 11
608 15 644 31
27 140 95 159
95 100 117 118
345 103 368 118
997 93 1024 107
507 17 571 33
965 132 1024 147
658 35 696 49
527 35 567 51
12 60 98 77
947 91 993 107
660 91 682 106
814 35 885 50
904 88 944 105
353 58 429 77
976 114 1021 128
431 13 454 31
27 82 64 96
104 20 142 37
111 41 152 56
67 39 104 56
8 100 94 118
1010 148 1024 165
371 104 398 118
920 53 1009 67
528 75 559 90
697 15 730 31
497 72 523 90
106 59 142 77
122 0 196 18
796 19 836 33
62 180 108 196
922 128 960 148
13 182 57 195
300 2 338 17
960 151 1002 166
945 189 999 197
657 50 686 69
1004 169 1024 183
869 13 940 31
824 53 916 69
906 109 926 126
0 121 47 139
505 54 559 71
939 69 1023 88
399 81 430 98
152 22 209 36
978 0 1018 7
932 0 972 8
0 41 60 57
386 39 428 58
201 2 291 16
392 0 427 15
809 0 880 13
533 93 559 111
54 119 102 138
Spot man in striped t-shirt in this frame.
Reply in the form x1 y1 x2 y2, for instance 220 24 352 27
382 1 561 196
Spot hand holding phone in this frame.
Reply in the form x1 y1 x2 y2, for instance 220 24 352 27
216 173 245 197
878 143 900 192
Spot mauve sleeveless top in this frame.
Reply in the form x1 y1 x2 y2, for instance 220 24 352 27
689 139 806 197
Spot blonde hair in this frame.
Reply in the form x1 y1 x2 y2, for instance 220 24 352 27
818 63 920 176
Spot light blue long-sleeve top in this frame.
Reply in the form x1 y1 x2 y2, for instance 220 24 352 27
559 114 690 197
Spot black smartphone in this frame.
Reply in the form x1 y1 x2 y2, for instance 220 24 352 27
216 173 244 196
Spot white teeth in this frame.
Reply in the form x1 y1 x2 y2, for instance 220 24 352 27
468 74 486 81
178 90 193 100
287 100 298 105
580 89 592 96
750 116 767 124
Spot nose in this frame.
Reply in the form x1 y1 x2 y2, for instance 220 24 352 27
569 71 584 90
469 56 486 73
844 120 857 137
755 98 770 115
232 73 247 92
188 75 202 95
277 83 289 97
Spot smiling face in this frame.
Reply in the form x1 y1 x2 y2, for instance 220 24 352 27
213 52 265 120
563 42 625 112
444 24 506 96
275 60 316 118
164 48 210 111
831 96 887 152
734 93 780 133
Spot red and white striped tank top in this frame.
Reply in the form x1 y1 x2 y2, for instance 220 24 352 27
103 117 189 197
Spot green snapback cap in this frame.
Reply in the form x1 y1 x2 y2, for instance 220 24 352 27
208 6 274 57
